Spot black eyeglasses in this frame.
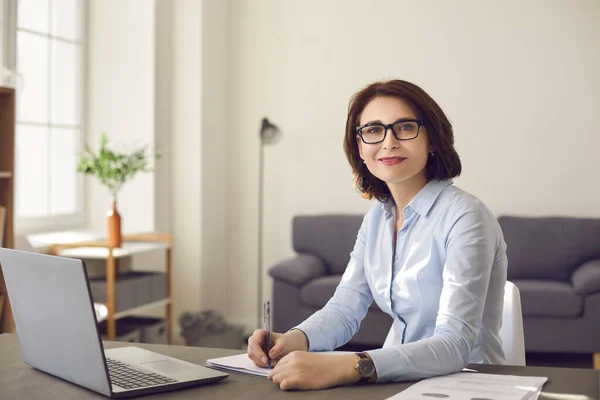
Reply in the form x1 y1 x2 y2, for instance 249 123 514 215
356 118 424 144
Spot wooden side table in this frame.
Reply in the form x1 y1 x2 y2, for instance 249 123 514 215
49 234 173 343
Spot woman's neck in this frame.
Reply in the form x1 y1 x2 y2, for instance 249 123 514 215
387 174 428 215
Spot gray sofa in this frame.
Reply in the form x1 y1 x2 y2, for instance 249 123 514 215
269 214 600 355
498 216 600 355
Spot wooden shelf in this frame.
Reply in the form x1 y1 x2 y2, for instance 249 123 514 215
0 87 15 334
49 234 174 343
94 299 171 322
112 299 171 319
56 241 169 260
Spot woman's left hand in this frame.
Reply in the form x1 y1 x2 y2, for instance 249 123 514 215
268 351 359 391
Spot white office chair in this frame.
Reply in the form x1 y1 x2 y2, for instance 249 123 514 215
499 281 526 366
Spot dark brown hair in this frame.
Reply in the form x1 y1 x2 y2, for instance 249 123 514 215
343 79 461 202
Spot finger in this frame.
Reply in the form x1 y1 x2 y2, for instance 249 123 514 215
247 331 269 366
269 340 286 360
268 358 286 380
279 378 299 391
273 372 299 391
269 368 289 385
247 346 264 366
274 355 289 367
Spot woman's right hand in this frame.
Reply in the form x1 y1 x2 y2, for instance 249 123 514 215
247 328 309 368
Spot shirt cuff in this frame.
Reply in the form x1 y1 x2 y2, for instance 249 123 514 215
366 347 408 383
292 321 331 352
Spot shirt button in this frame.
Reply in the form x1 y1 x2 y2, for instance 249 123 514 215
395 254 399 260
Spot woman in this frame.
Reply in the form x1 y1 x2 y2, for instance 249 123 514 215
247 79 507 390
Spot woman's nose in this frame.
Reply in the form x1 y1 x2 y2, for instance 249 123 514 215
382 127 400 149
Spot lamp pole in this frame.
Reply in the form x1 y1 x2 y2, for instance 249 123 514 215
257 118 281 328
257 137 265 328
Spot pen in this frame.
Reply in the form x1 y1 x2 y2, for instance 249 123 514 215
264 301 271 369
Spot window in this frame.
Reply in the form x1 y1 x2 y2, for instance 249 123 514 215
0 0 9 76
14 0 84 232
0 1 4 70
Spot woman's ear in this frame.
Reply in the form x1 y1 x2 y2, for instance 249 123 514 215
428 143 435 156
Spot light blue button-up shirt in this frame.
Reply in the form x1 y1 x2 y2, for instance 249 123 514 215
295 179 507 382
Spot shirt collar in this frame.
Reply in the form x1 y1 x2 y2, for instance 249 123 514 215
381 179 453 217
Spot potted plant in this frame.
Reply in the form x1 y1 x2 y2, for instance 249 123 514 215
77 133 158 247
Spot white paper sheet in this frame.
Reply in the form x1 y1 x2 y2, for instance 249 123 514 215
205 351 353 378
206 353 271 377
386 372 548 400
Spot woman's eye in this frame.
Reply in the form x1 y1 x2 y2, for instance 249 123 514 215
366 126 383 134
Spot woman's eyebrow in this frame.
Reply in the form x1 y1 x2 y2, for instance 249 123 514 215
359 119 383 125
360 117 416 125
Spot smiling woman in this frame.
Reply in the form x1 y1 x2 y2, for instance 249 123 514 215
246 80 508 391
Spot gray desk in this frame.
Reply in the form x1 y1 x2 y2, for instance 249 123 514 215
1 334 598 399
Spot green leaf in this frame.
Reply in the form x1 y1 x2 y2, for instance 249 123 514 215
76 134 159 197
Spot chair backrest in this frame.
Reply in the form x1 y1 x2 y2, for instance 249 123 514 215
499 281 526 366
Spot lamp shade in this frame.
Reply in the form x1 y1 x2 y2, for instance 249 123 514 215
260 118 282 145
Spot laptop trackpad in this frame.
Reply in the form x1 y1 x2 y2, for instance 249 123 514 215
144 360 191 374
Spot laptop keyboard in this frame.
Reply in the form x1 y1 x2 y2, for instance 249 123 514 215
107 358 177 390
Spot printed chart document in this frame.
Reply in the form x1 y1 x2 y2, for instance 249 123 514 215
386 372 547 400
206 353 270 378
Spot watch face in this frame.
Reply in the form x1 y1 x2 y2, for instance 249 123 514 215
357 358 375 377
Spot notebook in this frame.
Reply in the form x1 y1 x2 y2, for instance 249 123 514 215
206 353 271 377
206 351 354 378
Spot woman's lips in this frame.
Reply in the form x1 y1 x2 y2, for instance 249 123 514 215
378 157 406 166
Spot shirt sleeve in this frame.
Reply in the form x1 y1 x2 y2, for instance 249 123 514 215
367 203 499 382
294 213 374 351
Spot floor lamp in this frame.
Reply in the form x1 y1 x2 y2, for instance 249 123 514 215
257 117 282 328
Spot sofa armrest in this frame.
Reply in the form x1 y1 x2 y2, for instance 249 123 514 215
268 254 326 287
571 259 600 295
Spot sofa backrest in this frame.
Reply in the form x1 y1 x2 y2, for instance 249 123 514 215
293 214 363 275
498 216 600 281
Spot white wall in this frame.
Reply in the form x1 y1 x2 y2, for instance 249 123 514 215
169 0 203 334
86 0 232 342
200 0 230 315
225 0 600 326
86 0 155 233
85 0 600 334
167 0 232 333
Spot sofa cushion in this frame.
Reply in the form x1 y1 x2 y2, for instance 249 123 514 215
268 254 326 287
571 260 600 295
498 216 600 281
513 280 583 318
293 215 363 275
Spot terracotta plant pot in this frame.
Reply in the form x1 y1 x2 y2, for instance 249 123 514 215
107 200 122 248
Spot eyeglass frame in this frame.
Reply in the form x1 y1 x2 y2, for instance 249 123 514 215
356 118 424 144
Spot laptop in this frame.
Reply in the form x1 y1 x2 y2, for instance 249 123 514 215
0 248 228 398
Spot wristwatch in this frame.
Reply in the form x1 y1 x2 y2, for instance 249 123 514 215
354 352 376 383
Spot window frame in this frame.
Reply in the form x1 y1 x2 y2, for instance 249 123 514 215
9 0 87 235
